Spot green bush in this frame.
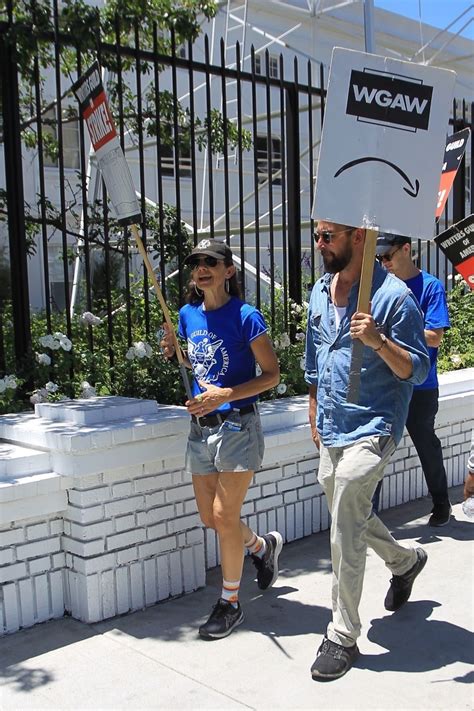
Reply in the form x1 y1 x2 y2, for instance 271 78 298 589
0 281 308 413
438 277 474 373
1 274 470 414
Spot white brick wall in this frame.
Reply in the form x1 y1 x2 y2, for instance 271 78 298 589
0 515 65 633
0 376 472 634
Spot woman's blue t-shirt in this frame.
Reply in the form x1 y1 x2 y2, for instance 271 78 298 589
178 296 268 411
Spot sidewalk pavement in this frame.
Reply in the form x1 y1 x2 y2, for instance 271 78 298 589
1 487 473 711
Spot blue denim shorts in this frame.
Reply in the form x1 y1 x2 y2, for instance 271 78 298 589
185 409 265 475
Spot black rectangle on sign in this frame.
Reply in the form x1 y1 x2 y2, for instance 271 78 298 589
346 69 433 130
442 127 471 173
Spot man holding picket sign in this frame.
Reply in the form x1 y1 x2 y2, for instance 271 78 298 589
306 47 455 680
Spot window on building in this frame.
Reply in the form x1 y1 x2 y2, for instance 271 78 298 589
254 53 279 79
43 107 80 170
256 134 282 185
159 128 191 178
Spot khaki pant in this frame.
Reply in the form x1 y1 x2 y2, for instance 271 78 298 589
318 436 417 647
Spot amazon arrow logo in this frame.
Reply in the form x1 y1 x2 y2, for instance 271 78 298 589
334 157 420 197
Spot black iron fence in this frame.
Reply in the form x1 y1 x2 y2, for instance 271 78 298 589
0 4 472 400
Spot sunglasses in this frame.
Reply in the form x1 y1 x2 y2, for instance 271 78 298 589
314 228 353 244
378 246 402 263
187 255 222 269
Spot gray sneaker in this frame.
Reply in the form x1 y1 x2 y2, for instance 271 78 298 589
251 531 283 590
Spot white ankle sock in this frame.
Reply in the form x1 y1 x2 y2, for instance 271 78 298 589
245 532 266 559
221 579 240 608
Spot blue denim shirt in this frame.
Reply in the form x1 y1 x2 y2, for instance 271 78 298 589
305 263 430 447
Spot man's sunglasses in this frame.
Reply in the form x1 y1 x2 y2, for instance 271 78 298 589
314 228 353 244
187 255 222 269
377 246 402 263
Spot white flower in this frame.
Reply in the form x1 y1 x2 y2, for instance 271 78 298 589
450 354 462 366
125 347 136 360
454 274 463 283
0 379 6 394
291 303 303 315
30 388 48 405
81 381 97 398
255 363 263 377
39 334 56 349
45 381 59 393
295 331 305 341
273 338 280 349
4 375 17 390
53 331 65 339
299 356 306 370
36 352 51 366
50 338 61 350
276 383 287 395
279 333 291 349
133 341 152 359
59 336 72 352
81 311 102 326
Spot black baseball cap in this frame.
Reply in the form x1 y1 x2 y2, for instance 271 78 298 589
183 239 233 265
376 233 411 256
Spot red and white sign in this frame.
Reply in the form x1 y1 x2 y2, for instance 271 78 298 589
72 63 141 225
435 128 471 220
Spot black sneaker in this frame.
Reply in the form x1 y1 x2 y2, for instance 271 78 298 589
251 531 283 590
311 637 359 680
428 502 452 527
384 547 428 612
198 599 244 640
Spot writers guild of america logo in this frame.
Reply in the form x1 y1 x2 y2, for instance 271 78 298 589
197 239 212 249
346 69 433 132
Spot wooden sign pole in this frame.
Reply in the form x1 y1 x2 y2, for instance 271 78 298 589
131 224 193 401
347 227 378 403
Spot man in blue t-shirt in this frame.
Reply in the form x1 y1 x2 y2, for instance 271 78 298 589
374 234 452 526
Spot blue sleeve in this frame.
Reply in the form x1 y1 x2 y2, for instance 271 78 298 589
304 289 320 387
390 292 430 385
424 279 450 331
242 306 267 343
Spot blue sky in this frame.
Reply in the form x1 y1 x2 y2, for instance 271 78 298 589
374 0 474 39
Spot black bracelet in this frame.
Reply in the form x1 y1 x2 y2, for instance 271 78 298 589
373 334 387 352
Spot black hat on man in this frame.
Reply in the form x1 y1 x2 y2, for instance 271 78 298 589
376 233 412 256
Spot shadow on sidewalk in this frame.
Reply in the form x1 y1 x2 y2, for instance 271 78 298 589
358 600 474 681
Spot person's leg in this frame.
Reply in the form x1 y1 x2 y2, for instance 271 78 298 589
323 437 395 648
213 470 255 584
193 472 250 603
197 470 254 639
312 440 377 680
406 389 450 507
192 472 219 531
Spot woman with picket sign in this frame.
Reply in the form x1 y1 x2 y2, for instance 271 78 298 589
161 238 283 639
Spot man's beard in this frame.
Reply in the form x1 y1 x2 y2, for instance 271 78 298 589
322 242 352 274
